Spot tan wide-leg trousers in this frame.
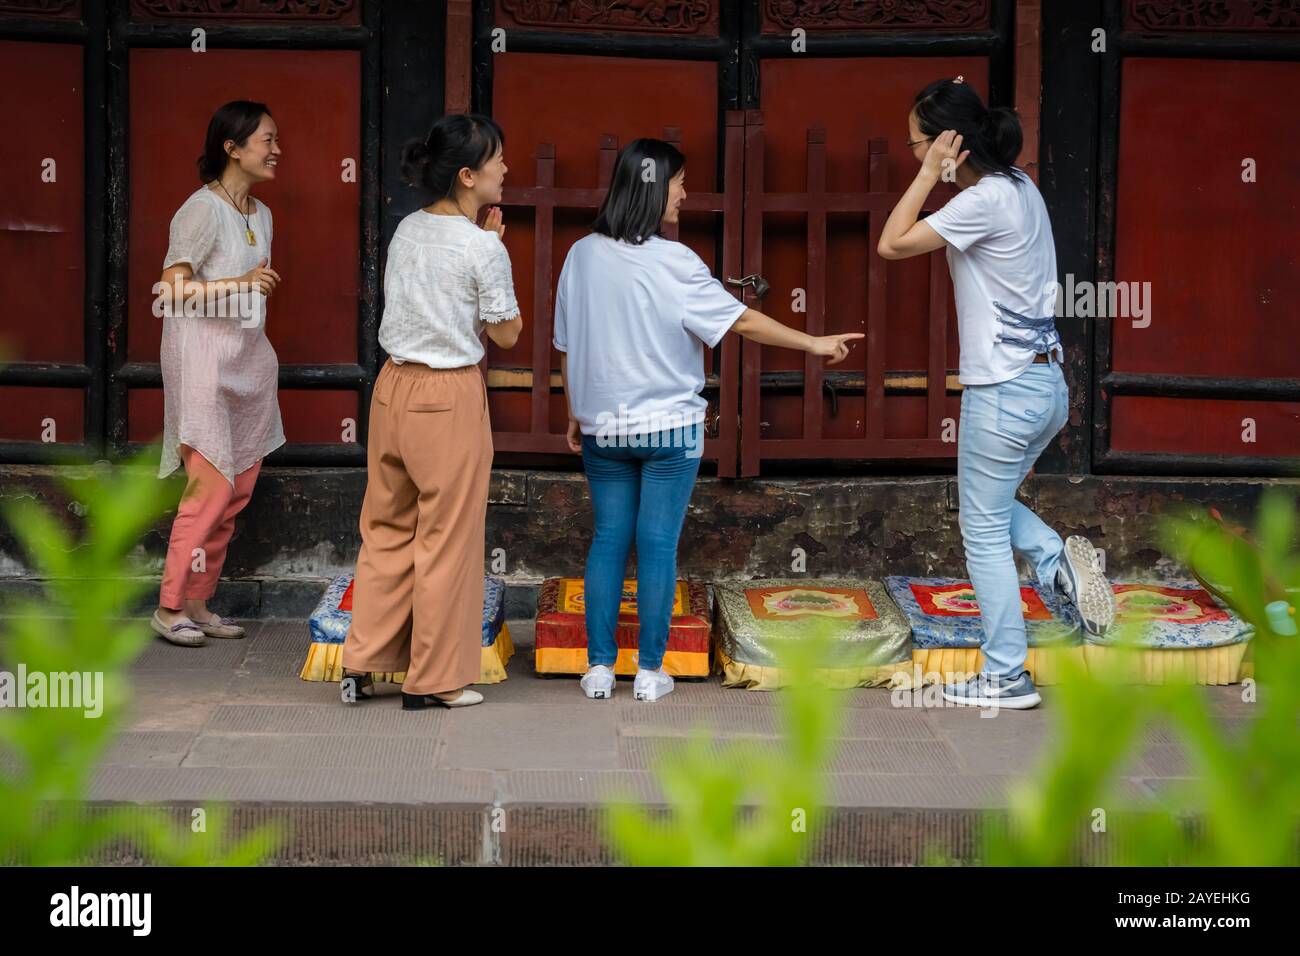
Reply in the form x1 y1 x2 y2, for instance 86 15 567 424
342 359 493 695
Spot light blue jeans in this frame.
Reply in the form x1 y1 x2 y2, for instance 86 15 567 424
580 424 703 671
957 360 1070 679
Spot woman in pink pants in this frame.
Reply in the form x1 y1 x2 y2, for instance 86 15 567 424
151 101 286 646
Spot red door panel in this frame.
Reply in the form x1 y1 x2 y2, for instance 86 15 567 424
1110 57 1300 460
1114 58 1298 381
0 41 84 365
754 56 985 450
1111 396 1300 456
0 387 84 443
128 48 361 368
490 52 720 448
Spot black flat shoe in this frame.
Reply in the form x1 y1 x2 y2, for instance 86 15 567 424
401 688 484 710
340 671 374 703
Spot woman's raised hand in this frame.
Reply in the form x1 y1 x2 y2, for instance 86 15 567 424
239 257 281 296
481 206 506 239
809 333 864 365
921 129 970 181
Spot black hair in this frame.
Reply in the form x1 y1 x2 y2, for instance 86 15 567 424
400 113 505 197
198 100 272 183
912 79 1025 182
591 138 685 244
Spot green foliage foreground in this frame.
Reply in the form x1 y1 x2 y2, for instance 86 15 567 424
0 451 280 865
606 490 1300 867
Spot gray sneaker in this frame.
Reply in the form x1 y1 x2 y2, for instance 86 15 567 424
942 671 1042 709
1056 534 1116 636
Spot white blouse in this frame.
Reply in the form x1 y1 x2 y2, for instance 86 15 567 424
157 185 285 486
378 210 520 368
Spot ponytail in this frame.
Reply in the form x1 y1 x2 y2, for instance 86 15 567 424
913 79 1025 182
981 105 1023 168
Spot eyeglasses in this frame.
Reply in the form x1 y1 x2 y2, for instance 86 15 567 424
906 137 933 149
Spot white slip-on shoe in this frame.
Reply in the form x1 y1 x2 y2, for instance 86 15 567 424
150 610 206 647
580 664 616 699
632 667 674 702
1057 534 1116 637
402 688 484 710
191 612 245 639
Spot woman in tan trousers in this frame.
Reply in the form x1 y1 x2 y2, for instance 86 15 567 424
341 113 521 709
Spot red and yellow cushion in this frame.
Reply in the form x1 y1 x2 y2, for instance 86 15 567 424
533 577 711 677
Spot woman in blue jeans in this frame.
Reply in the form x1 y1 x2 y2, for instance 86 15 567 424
878 76 1115 709
554 138 864 701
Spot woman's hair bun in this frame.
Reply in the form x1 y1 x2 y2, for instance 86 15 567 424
399 114 505 196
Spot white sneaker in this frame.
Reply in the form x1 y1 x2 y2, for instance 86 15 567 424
633 667 674 702
580 664 616 699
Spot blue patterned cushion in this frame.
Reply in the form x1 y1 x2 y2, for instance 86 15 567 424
883 575 1081 649
482 576 506 646
308 573 506 647
307 573 353 645
1086 580 1253 648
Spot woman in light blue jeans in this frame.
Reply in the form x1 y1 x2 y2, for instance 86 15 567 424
958 357 1069 680
878 77 1115 709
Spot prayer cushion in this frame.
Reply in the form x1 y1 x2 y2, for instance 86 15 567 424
300 573 514 684
713 579 912 690
533 577 711 677
1086 581 1253 648
1081 581 1253 686
883 576 1083 685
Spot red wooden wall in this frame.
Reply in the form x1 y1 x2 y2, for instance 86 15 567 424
126 48 362 445
1109 57 1300 459
489 52 721 439
0 39 85 442
755 57 981 448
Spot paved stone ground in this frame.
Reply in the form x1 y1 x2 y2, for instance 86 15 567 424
5 619 1261 864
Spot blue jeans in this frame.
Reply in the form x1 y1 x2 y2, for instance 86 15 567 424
957 361 1070 679
580 425 703 671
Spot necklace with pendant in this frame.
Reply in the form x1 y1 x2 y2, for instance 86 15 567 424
217 178 257 245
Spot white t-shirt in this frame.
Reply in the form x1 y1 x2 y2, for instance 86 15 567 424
925 172 1060 385
553 233 747 437
379 210 520 368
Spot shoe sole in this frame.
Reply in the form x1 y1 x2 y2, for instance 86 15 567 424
401 695 482 710
941 690 1042 709
402 700 447 710
1062 535 1116 636
197 628 245 639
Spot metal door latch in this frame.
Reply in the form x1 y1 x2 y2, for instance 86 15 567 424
725 273 770 300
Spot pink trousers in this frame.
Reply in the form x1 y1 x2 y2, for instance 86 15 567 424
159 445 261 609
